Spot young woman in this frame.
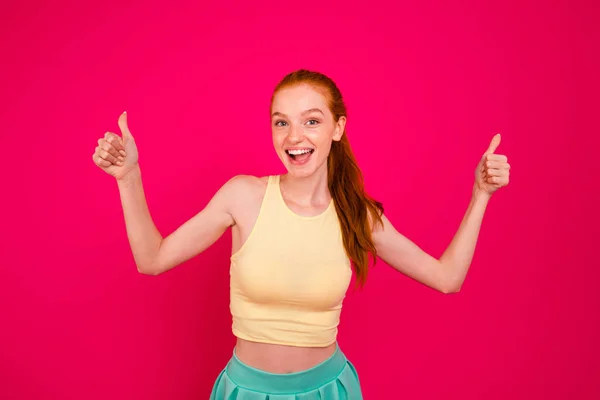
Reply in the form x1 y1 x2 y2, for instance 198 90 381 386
92 69 510 399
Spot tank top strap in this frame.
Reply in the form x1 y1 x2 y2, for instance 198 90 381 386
255 175 286 221
264 175 281 205
268 174 280 188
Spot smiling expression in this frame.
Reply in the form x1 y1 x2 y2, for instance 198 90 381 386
270 84 346 178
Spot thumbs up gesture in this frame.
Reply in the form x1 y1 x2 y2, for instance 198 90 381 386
92 112 139 180
474 134 511 196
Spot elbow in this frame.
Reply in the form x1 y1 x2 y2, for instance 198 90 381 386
439 265 463 294
136 265 155 275
136 261 163 276
440 280 462 294
135 241 165 276
441 285 461 294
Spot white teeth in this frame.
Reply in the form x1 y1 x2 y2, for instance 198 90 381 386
287 149 312 155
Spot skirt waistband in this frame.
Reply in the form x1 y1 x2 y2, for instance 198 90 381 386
226 343 348 394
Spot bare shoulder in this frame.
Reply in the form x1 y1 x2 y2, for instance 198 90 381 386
223 174 269 197
221 175 270 224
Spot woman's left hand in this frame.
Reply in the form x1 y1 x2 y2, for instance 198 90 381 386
474 134 511 196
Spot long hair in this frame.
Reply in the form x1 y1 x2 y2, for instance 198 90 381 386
270 69 384 287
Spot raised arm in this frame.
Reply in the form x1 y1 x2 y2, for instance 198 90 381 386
93 112 239 276
372 134 510 293
117 166 238 275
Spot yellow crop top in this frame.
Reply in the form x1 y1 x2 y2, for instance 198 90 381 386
229 175 352 347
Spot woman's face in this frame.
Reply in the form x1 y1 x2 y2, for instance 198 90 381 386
271 84 346 178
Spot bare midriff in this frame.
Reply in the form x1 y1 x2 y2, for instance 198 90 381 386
234 337 337 374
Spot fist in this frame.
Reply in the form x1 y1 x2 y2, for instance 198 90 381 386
474 134 510 196
92 112 139 180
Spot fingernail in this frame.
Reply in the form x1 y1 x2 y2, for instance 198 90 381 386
118 157 124 162
120 150 126 156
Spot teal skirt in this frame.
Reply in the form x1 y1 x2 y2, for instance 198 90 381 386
209 343 363 399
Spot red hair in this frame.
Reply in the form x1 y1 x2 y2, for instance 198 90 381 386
270 69 384 287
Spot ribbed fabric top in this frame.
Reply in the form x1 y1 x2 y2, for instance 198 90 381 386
229 175 352 347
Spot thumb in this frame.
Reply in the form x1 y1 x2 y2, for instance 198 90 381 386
118 111 134 141
485 133 501 155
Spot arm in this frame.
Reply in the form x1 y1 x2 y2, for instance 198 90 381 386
117 165 240 275
373 134 510 293
373 187 490 294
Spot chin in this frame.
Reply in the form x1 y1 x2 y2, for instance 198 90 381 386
285 167 314 179
282 158 327 180
281 159 309 174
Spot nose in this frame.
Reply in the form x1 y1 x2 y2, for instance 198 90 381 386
288 124 304 143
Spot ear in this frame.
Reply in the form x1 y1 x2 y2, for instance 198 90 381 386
333 116 346 141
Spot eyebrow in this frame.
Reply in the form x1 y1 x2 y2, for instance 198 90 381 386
271 108 325 118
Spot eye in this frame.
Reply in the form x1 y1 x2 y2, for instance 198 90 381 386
274 120 287 127
306 119 320 126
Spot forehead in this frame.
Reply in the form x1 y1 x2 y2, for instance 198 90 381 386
271 84 329 115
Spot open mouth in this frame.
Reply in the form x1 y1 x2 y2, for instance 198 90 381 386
285 148 314 165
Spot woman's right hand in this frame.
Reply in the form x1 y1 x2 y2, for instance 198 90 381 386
93 112 139 180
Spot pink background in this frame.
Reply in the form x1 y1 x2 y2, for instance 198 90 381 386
1 0 598 399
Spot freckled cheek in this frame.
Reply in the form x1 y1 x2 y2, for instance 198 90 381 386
313 135 334 152
304 129 327 144
272 131 286 147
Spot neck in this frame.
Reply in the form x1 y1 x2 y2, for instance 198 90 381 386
280 163 330 206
